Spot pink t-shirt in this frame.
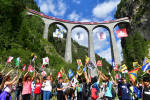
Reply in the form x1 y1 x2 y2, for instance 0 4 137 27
22 81 32 95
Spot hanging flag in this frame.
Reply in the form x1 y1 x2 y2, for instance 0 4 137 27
56 72 61 79
128 68 140 83
41 65 45 68
7 56 14 63
75 32 84 41
141 62 150 72
43 57 49 65
68 69 74 79
133 62 138 68
143 57 149 65
116 28 128 38
96 60 102 66
87 60 96 69
120 64 128 73
113 64 119 71
28 65 34 72
85 56 90 65
41 71 47 76
98 32 106 40
22 64 26 72
15 57 21 66
76 59 83 66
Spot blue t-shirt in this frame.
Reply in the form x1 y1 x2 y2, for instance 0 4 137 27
121 83 131 100
104 81 113 97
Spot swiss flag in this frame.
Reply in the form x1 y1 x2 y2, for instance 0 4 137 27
97 60 102 66
116 28 128 38
113 64 119 71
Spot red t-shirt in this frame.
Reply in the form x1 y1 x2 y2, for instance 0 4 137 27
34 83 42 94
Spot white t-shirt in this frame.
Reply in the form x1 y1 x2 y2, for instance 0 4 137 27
42 80 52 91
4 84 12 93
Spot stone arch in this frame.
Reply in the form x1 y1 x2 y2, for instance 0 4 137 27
49 22 68 32
71 25 89 34
113 21 130 30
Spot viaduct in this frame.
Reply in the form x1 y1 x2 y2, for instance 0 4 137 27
27 9 130 66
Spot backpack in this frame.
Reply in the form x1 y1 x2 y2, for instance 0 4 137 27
91 87 99 100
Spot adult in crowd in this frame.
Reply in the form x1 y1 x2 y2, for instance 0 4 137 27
57 77 64 100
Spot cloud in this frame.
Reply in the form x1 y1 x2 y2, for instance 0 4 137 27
68 11 80 21
80 18 91 22
92 0 120 19
72 0 80 4
98 47 112 63
40 0 67 16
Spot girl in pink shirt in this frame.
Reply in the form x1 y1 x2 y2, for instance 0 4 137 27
22 72 35 100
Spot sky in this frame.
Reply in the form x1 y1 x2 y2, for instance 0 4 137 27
35 0 123 64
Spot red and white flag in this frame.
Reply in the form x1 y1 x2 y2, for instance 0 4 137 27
56 72 61 79
116 28 128 38
98 32 106 40
41 65 45 68
28 65 34 72
97 60 102 66
43 57 49 65
41 71 47 76
7 56 13 63
113 64 119 71
22 64 26 71
115 74 119 80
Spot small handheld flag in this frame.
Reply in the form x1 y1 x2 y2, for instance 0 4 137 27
28 65 34 72
141 62 150 72
76 59 83 66
113 64 119 71
97 60 102 66
143 57 149 65
7 56 13 63
85 56 90 65
56 72 61 79
22 64 26 71
128 68 140 82
43 57 49 65
15 57 21 66
68 69 74 79
98 32 106 40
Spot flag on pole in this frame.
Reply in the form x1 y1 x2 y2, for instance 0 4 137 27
120 64 128 73
41 71 47 76
141 62 150 72
128 68 140 82
116 28 128 38
22 64 26 71
85 56 90 65
133 62 138 68
41 65 45 68
43 57 49 65
98 32 106 40
15 57 21 66
31 53 37 62
7 56 13 63
143 57 149 65
76 59 83 66
75 32 84 41
70 76 78 87
56 72 61 79
97 60 102 66
113 64 119 71
28 65 34 72
77 67 83 76
53 29 63 38
68 69 74 79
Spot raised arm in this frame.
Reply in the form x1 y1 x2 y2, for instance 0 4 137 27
5 75 18 85
5 69 14 77
23 72 28 82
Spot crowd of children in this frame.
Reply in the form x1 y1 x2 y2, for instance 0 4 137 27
0 68 149 100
